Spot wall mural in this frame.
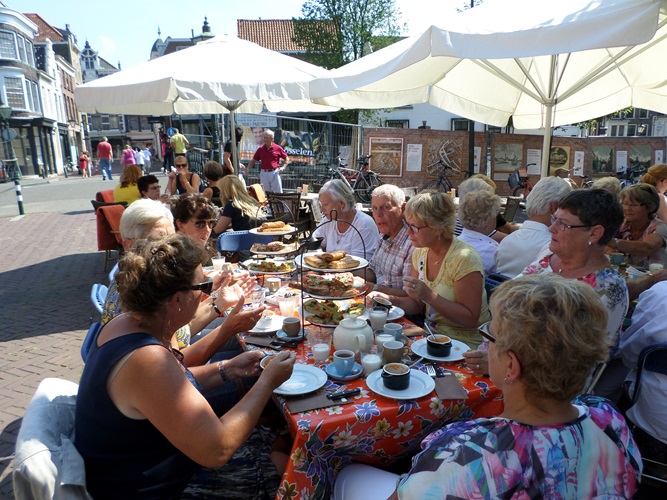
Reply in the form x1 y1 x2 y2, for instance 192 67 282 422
494 143 523 172
369 137 403 177
592 146 614 175
427 139 462 177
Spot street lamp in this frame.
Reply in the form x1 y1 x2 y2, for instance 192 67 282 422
0 103 24 215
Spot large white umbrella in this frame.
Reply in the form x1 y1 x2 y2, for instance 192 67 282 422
310 0 667 177
75 34 337 167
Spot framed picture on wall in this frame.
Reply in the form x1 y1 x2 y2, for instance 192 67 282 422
629 145 651 172
369 137 403 177
494 143 523 172
549 146 570 174
592 146 614 174
426 139 463 177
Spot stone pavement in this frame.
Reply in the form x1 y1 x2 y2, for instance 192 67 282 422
0 206 109 498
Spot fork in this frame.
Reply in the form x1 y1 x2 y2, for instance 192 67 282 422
425 364 437 377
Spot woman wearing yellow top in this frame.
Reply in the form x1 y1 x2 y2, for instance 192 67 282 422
375 190 490 348
113 164 142 205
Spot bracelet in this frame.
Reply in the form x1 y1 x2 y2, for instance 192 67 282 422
212 302 223 316
218 360 229 383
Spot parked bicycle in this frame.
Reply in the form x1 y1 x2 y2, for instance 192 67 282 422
423 159 460 192
508 164 535 198
316 154 382 203
617 165 648 188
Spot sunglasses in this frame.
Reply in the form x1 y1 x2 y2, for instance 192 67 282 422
190 279 214 295
175 163 188 168
194 219 216 229
478 321 495 343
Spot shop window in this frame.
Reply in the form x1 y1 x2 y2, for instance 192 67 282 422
0 31 17 59
5 77 26 109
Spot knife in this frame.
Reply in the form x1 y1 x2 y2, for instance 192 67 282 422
431 362 451 377
326 388 361 400
245 341 282 351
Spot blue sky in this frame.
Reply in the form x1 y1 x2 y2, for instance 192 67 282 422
13 0 463 69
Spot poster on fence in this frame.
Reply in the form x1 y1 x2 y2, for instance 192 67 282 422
573 151 585 176
616 151 628 173
406 144 422 172
369 137 404 177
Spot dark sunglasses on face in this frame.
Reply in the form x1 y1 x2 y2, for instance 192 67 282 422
478 321 495 343
190 279 214 295
194 219 216 229
176 163 188 168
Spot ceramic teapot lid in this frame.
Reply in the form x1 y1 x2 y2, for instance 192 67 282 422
339 314 363 328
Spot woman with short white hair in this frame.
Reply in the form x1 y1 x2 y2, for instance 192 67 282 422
458 190 502 275
313 179 380 259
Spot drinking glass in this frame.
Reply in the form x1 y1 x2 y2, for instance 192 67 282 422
307 329 333 365
369 307 388 331
278 296 296 317
250 286 266 309
211 257 226 272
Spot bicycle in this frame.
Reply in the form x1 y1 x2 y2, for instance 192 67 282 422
423 159 460 192
316 154 382 203
508 164 536 198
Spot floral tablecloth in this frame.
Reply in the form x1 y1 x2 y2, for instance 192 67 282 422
243 324 504 500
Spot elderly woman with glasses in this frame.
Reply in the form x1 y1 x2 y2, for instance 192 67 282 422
467 189 630 401
167 157 201 195
76 233 296 498
313 179 380 259
333 275 641 500
607 183 667 268
374 190 489 349
172 193 218 251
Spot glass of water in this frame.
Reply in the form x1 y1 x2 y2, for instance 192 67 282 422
369 307 388 331
250 286 265 309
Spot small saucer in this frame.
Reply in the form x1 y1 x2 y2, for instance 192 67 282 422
325 362 363 381
276 329 305 342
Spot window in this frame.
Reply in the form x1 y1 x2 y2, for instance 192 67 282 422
627 124 636 136
486 125 502 133
30 81 40 113
26 40 34 66
91 115 102 130
17 35 26 63
638 109 649 119
611 125 618 136
5 77 26 109
618 125 625 136
385 119 409 128
0 31 17 59
110 115 120 130
128 116 139 131
452 118 470 131
140 116 149 131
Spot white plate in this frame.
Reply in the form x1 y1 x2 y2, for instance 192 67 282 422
265 287 301 305
411 338 470 362
295 252 369 272
358 306 405 322
242 259 295 275
299 299 365 327
249 226 295 236
248 314 286 334
249 243 297 255
303 276 367 300
366 369 435 400
274 364 328 396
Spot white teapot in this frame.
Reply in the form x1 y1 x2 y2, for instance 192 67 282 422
333 315 374 355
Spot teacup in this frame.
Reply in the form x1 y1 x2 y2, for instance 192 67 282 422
427 334 452 357
282 317 301 337
381 363 410 390
266 277 281 293
333 349 356 376
384 323 403 341
260 355 275 369
609 252 624 266
382 340 404 364
372 296 392 312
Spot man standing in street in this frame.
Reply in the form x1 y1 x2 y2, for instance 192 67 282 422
247 129 289 193
96 136 113 180
170 128 189 158
142 144 152 173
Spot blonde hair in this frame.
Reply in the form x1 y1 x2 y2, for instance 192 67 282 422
459 190 501 230
120 165 142 188
641 164 667 188
591 176 622 198
218 175 261 219
404 190 456 240
470 173 497 190
490 275 609 403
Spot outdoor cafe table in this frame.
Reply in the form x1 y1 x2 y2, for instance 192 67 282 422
240 317 504 500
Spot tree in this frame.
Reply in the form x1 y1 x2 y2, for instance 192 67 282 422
293 0 404 70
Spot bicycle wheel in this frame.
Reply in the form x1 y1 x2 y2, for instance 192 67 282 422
355 173 382 203
423 179 446 192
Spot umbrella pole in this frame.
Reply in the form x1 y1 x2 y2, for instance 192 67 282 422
229 110 239 175
540 104 554 178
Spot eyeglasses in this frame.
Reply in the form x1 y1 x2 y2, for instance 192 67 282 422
194 219 216 229
406 223 427 234
550 215 590 232
621 202 643 209
478 321 495 343
190 279 214 295
175 163 188 168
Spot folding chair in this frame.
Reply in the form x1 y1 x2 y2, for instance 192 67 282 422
95 204 125 272
626 342 667 488
502 196 522 223
90 283 108 315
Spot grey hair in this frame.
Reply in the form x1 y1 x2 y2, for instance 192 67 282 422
525 177 573 218
120 198 174 241
459 190 501 230
591 176 622 198
458 177 494 200
371 184 405 206
320 179 355 212
264 129 275 138
102 136 108 142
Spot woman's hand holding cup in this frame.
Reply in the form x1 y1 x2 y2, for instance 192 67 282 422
260 351 296 389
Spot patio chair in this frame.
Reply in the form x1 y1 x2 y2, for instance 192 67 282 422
90 284 108 315
12 378 90 499
484 273 512 300
247 184 268 206
266 191 311 239
95 190 116 203
216 230 273 263
95 204 125 272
